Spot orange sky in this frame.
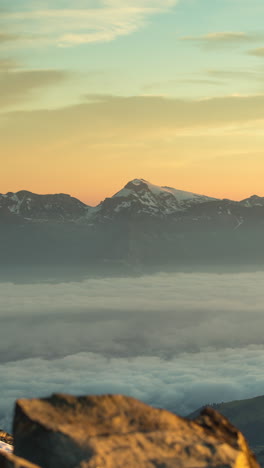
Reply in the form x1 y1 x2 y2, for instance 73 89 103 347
2 95 264 205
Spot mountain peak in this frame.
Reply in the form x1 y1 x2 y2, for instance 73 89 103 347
126 178 148 185
115 179 216 202
96 179 218 219
124 179 150 191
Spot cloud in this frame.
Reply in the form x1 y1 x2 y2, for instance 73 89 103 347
181 32 255 49
0 58 19 71
0 69 70 108
0 33 20 43
1 271 264 431
1 348 264 432
248 47 264 57
143 67 264 92
207 69 264 82
142 78 223 91
2 93 264 137
1 0 179 47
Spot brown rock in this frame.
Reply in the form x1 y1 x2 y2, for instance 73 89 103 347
13 394 260 468
0 433 13 446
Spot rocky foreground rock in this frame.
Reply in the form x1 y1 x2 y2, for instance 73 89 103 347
0 394 260 468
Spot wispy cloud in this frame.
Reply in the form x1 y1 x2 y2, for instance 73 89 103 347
142 78 223 92
0 68 70 108
181 32 257 49
0 0 179 47
6 92 264 128
0 58 19 71
2 93 264 149
0 33 21 43
207 68 264 82
248 47 264 57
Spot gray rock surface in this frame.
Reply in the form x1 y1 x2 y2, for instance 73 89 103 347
10 394 260 468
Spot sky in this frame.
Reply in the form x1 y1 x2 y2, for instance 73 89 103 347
1 271 264 431
1 0 264 205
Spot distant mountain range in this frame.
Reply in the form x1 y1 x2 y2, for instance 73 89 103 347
1 179 264 269
1 178 264 224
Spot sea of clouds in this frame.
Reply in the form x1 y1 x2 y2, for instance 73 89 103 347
1 271 264 430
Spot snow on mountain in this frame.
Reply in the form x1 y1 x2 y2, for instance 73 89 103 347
240 195 264 208
114 179 209 202
2 180 264 225
0 190 90 222
98 178 218 218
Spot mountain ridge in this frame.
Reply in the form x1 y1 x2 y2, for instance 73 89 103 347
1 178 263 224
1 178 264 268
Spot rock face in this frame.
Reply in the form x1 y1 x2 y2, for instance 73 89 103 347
6 393 259 468
189 395 264 468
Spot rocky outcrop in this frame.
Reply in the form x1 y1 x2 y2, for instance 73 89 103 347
1 394 259 468
0 433 13 446
189 395 264 447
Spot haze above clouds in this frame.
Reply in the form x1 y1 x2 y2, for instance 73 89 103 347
1 271 263 430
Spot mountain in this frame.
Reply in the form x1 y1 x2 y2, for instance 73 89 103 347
1 179 264 270
0 190 90 222
0 180 217 223
241 195 264 208
2 180 264 226
188 395 264 465
95 179 217 220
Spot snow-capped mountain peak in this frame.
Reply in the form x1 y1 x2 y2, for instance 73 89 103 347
98 178 218 218
114 179 215 202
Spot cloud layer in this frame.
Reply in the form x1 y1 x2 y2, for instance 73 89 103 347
0 271 264 430
3 93 264 133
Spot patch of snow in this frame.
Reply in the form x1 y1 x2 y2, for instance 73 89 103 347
114 201 132 212
234 217 244 230
131 179 143 186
